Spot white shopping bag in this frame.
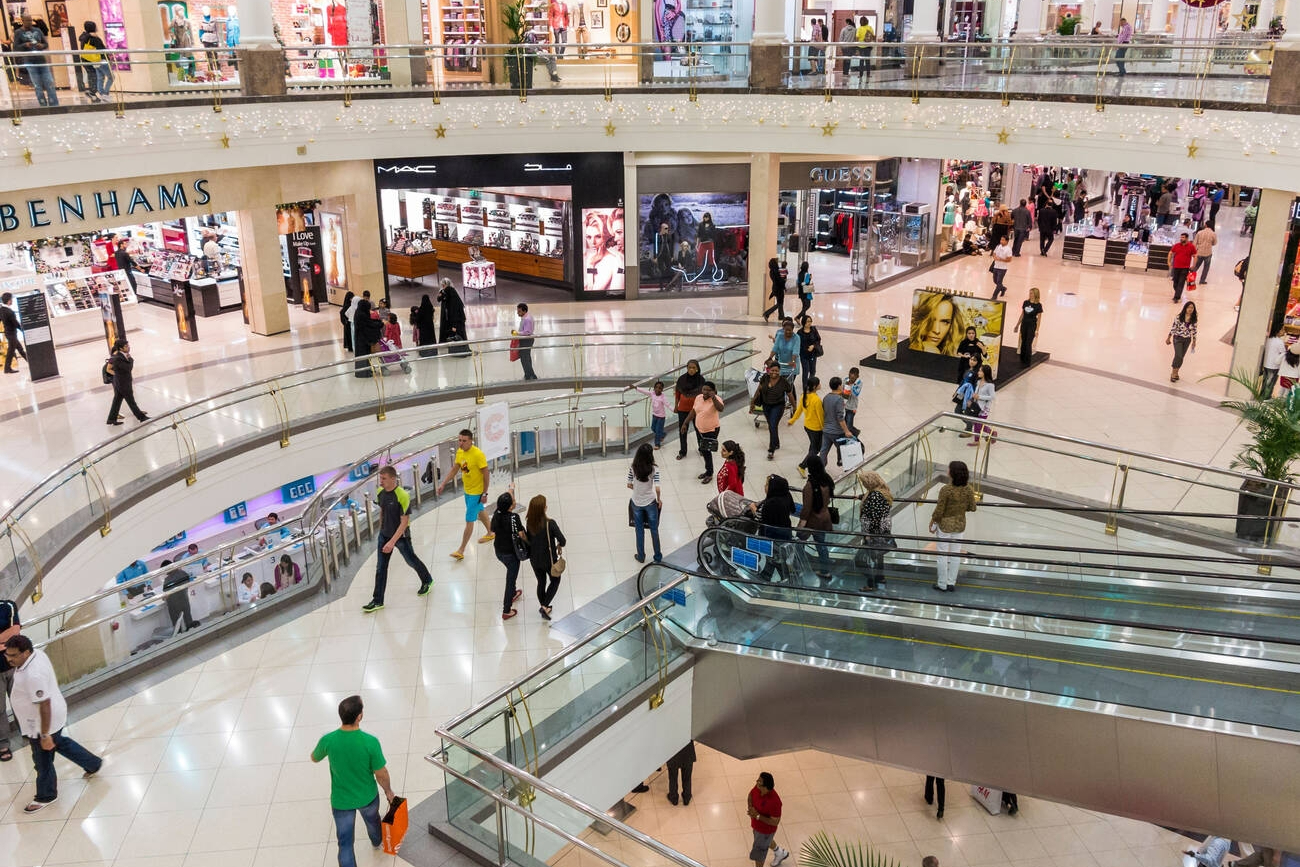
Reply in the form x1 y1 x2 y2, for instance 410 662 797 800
839 438 865 469
969 784 1002 815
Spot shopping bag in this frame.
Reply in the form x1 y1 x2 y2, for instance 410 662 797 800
509 338 520 362
838 438 864 469
381 796 408 854
969 785 1002 815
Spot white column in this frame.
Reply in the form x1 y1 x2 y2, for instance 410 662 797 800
1150 0 1172 32
1257 0 1276 29
1016 0 1045 36
1228 0 1247 30
748 153 780 317
912 0 942 40
238 0 277 46
623 152 639 300
1093 0 1115 29
1228 189 1296 397
753 0 784 42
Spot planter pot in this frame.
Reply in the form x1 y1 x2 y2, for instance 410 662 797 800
505 51 534 91
1237 479 1282 542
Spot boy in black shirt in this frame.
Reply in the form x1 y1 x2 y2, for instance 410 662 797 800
363 466 433 613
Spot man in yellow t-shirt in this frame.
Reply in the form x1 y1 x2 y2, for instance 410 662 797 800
437 428 494 560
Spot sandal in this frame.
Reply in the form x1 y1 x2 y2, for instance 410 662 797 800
0 746 11 762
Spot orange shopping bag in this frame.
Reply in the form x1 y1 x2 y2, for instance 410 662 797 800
381 796 408 855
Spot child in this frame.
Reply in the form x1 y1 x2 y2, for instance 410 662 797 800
236 572 259 606
383 312 403 348
844 367 862 436
635 380 669 449
954 376 977 436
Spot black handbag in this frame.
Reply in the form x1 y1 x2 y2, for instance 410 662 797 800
828 506 841 525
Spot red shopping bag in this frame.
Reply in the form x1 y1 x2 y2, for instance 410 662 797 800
508 338 521 362
381 796 408 854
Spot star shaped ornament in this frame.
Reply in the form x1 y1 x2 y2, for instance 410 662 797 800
220 133 230 148
434 124 447 138
996 127 1010 144
604 120 617 136
1187 139 1199 158
820 121 838 136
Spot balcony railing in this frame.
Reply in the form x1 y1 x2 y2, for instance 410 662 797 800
0 33 1279 123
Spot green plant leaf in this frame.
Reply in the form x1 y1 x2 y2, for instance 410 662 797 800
1205 367 1300 484
799 830 901 867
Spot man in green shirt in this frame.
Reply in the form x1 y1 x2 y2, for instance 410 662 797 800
311 695 396 867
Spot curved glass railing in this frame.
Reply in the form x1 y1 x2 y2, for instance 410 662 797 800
0 331 753 607
18 350 755 693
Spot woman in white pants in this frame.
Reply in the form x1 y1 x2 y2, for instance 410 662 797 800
929 460 976 591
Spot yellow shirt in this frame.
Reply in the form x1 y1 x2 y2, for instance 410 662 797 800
789 392 824 431
455 446 488 495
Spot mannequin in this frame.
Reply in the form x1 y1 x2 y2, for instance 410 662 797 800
226 5 240 46
550 1 569 56
942 195 957 249
575 2 588 57
328 0 348 46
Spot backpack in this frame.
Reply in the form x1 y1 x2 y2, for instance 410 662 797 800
79 35 102 63
101 359 114 384
1234 258 1248 280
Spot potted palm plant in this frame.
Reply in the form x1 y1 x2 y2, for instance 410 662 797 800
800 831 902 867
1215 368 1300 542
502 0 534 91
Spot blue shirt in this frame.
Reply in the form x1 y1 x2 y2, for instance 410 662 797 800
771 332 800 376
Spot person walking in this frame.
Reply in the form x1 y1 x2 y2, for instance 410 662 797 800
414 294 438 357
1194 223 1217 285
681 380 724 484
78 21 114 102
1261 326 1285 397
795 261 814 319
1 292 27 374
768 318 800 389
989 234 1012 299
838 17 858 82
717 440 746 495
362 465 434 613
1036 200 1060 255
924 775 946 819
490 491 527 620
523 495 565 620
930 461 975 591
751 362 795 460
512 303 538 380
13 16 57 107
989 204 1014 248
106 339 149 425
627 444 663 563
352 298 383 377
1011 199 1032 257
843 367 862 435
310 695 397 867
1114 17 1132 74
788 376 823 477
1167 301 1198 383
665 740 696 805
967 365 995 442
746 772 790 867
339 291 356 353
635 380 669 449
673 360 704 461
437 278 470 355
796 315 822 389
798 456 834 580
436 429 495 560
819 375 854 468
1013 287 1043 367
856 470 894 591
763 258 786 322
5 634 102 813
0 598 20 763
1169 231 1198 302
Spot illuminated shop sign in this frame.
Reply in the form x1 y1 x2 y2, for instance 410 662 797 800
779 162 876 189
0 179 213 233
808 165 873 185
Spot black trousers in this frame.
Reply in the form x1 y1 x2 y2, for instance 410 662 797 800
676 409 692 457
1019 325 1037 366
532 561 560 607
3 332 26 370
666 756 693 799
108 387 146 422
165 588 197 632
763 292 786 320
697 429 718 475
1012 229 1028 256
798 426 821 470
924 775 945 811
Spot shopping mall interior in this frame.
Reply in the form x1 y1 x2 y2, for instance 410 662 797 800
2 0 1300 866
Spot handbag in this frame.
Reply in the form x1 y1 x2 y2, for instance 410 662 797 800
509 517 530 561
546 522 566 577
828 505 841 525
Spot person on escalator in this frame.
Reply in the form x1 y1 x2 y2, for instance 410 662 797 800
856 470 894 591
749 475 796 583
929 461 976 592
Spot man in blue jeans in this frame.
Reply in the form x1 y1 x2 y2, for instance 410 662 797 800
311 695 397 867
363 465 433 613
5 634 102 813
13 16 58 107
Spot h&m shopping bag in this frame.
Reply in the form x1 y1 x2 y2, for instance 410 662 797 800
381 796 409 854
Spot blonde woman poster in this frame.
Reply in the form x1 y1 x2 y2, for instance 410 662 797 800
908 289 1004 376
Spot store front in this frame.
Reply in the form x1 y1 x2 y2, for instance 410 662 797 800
268 0 388 82
2 0 135 92
635 162 749 295
780 157 940 292
375 152 624 299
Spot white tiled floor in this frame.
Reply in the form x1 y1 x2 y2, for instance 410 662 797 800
2 203 1264 866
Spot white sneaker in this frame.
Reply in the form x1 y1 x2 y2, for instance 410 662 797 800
772 847 790 867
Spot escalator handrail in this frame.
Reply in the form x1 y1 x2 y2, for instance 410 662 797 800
834 494 1300 525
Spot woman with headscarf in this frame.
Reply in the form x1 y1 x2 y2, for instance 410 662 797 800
352 297 383 377
414 294 438 358
672 359 704 461
437 278 470 356
339 290 355 353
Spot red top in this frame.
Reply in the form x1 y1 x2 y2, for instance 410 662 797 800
716 460 743 496
748 786 782 834
383 321 403 347
1170 240 1198 269
328 3 349 45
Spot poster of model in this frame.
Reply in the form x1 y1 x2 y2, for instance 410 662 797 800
638 192 749 292
907 289 1004 376
581 206 626 296
321 212 348 293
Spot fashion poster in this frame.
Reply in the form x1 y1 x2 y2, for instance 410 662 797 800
581 206 626 296
907 289 1004 376
321 212 347 291
286 226 326 313
638 191 749 291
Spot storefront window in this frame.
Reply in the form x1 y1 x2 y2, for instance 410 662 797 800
637 192 748 293
272 0 388 81
158 0 240 84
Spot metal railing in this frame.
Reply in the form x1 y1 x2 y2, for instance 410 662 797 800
0 32 1279 122
0 331 753 608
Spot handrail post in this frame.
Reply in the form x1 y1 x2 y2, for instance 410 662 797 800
534 426 542 468
601 414 608 458
351 507 362 549
329 526 342 572
577 416 585 460
363 492 375 537
511 431 520 474
555 420 564 464
1106 463 1129 536
622 411 630 453
411 465 422 507
494 799 508 867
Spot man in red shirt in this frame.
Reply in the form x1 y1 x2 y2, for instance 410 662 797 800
1169 232 1198 303
747 772 790 867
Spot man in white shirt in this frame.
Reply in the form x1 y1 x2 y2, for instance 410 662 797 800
990 235 1013 299
4 634 103 812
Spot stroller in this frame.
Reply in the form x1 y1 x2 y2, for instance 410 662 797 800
379 339 412 374
700 492 758 575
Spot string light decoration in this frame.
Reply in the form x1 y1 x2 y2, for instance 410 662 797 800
0 94 1294 176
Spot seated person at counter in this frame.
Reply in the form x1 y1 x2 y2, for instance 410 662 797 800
256 512 291 548
275 554 301 590
237 573 260 606
182 542 210 573
160 560 200 632
115 559 150 599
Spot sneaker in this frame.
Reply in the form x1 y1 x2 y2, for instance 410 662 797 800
772 847 791 867
417 581 433 597
23 798 55 813
362 601 384 613
479 533 496 543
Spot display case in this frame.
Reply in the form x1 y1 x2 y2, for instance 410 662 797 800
42 268 140 344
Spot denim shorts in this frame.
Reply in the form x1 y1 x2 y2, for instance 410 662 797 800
750 831 775 863
464 493 486 523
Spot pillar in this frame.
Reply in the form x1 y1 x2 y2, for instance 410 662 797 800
1228 189 1296 397
1016 0 1045 36
1228 0 1247 29
748 153 780 318
383 0 426 89
1093 0 1116 28
238 0 286 96
119 0 171 92
1258 0 1277 28
912 0 941 38
623 152 639 300
748 0 788 86
1150 0 1172 31
235 207 291 336
1265 11 1300 106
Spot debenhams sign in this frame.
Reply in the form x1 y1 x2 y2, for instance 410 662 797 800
0 178 214 234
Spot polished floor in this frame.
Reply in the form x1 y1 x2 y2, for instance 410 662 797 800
0 205 1265 866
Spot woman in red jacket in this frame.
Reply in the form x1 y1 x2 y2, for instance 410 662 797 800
716 441 746 496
